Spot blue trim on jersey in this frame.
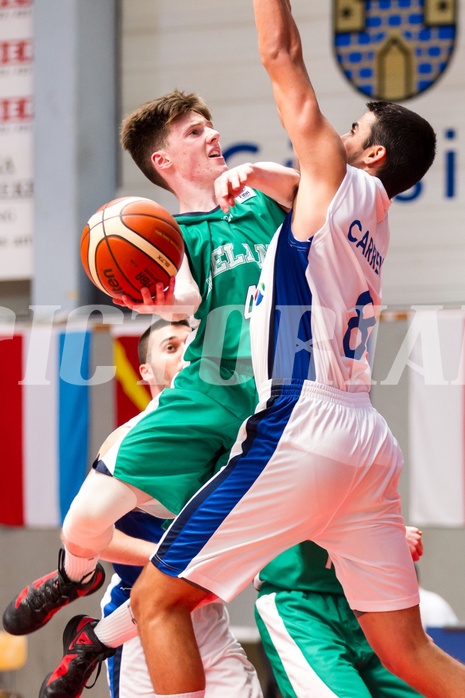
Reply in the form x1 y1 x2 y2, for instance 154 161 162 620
106 646 122 698
113 511 166 586
93 457 112 476
153 386 294 576
269 213 315 382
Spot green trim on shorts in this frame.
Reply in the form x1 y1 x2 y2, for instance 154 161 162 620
255 586 423 698
254 607 297 698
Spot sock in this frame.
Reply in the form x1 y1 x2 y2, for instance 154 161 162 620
154 693 205 698
94 600 138 647
63 549 99 582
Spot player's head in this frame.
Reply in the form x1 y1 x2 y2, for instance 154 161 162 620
342 101 436 198
138 318 191 397
120 90 226 192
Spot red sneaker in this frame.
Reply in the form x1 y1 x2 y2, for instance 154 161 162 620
2 549 105 635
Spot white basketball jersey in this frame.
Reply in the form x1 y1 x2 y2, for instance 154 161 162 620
251 166 390 392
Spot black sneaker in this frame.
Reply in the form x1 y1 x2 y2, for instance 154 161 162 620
2 549 106 635
39 615 116 698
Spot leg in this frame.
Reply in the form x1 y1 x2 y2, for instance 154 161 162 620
192 603 263 698
131 563 211 694
102 578 262 698
101 575 157 698
255 588 376 698
358 606 465 698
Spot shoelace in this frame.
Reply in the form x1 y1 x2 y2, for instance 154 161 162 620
27 576 70 612
85 659 103 690
62 643 108 691
27 555 98 613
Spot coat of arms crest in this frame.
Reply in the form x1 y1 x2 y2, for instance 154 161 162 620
333 0 457 100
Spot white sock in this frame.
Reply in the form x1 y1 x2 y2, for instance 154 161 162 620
154 693 205 698
93 600 138 648
63 549 98 582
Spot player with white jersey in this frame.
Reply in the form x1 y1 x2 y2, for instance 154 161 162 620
121 4 465 698
148 133 406 617
250 164 388 392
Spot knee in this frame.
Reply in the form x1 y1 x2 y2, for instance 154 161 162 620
131 565 204 623
377 650 405 678
376 632 434 680
132 564 172 605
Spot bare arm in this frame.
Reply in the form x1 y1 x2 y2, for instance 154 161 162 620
98 427 160 566
100 528 157 567
215 161 299 213
253 0 346 240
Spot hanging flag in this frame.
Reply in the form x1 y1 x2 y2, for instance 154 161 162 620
0 326 91 527
408 309 465 526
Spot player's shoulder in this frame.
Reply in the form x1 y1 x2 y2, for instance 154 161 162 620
332 166 390 218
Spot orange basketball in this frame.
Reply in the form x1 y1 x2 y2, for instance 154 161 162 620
80 196 184 302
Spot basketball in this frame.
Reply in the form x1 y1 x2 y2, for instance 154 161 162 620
80 196 184 301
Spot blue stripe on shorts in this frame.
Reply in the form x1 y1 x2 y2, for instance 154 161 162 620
152 384 296 577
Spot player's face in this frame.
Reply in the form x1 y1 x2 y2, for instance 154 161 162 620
143 323 191 394
164 112 227 184
341 111 377 167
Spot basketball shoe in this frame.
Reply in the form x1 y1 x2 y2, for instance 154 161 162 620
39 615 116 698
2 549 105 635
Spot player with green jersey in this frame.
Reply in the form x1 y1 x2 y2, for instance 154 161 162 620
255 534 425 698
109 186 286 514
3 90 298 698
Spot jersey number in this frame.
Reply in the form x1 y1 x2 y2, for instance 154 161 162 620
343 291 376 360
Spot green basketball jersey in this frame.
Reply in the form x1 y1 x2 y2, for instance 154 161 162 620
176 188 285 368
257 541 344 595
110 190 285 510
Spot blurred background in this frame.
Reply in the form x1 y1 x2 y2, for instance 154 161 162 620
0 1 464 695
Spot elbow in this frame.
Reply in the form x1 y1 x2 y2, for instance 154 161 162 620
259 39 302 74
259 41 288 69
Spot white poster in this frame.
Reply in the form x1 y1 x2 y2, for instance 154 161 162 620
0 0 33 279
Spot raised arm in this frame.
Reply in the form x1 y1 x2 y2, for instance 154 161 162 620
253 0 346 240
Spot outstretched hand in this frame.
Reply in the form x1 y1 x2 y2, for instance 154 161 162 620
215 163 254 213
113 277 176 313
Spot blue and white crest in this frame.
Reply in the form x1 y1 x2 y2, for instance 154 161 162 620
333 0 457 101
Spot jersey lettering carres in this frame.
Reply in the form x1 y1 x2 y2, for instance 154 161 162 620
251 167 390 391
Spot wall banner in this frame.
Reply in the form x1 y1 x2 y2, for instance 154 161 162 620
0 0 33 280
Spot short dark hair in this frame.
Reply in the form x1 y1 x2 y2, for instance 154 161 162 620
363 101 436 198
137 318 191 364
120 89 213 191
